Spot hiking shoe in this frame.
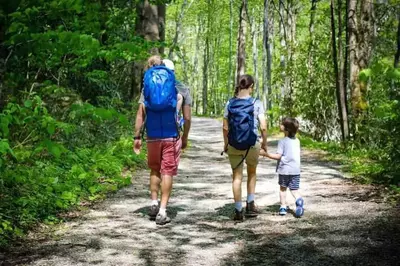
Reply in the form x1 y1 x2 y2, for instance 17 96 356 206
149 205 159 220
279 207 287 216
155 212 171 225
233 209 244 222
245 201 259 218
295 197 304 218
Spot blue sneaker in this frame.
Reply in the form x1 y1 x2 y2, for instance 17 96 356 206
279 207 287 215
295 197 304 218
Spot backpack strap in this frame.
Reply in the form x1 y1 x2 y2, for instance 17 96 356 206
232 147 251 170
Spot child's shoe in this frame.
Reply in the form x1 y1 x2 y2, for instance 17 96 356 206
279 206 287 215
295 197 304 218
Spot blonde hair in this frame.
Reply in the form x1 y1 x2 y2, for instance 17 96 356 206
146 55 162 70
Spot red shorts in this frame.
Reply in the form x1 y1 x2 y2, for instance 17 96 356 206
147 138 182 176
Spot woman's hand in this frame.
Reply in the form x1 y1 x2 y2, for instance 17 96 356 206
261 142 267 153
259 149 267 157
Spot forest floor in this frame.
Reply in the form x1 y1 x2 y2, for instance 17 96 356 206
1 117 399 266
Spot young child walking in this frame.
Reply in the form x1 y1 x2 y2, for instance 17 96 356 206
260 117 304 217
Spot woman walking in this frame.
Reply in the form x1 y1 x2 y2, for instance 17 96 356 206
222 74 268 221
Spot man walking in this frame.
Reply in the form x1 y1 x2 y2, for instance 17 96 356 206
133 58 192 225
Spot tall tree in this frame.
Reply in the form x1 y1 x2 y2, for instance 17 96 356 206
131 0 166 99
395 11 400 68
278 0 287 100
262 0 272 113
331 0 350 141
348 0 374 126
228 0 234 96
249 8 259 97
308 0 318 84
169 0 189 59
203 0 212 115
236 0 247 84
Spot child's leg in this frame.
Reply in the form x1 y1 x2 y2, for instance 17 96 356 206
290 189 301 201
279 186 287 207
288 175 304 217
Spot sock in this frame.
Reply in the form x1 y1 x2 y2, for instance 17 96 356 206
235 202 243 211
158 207 166 215
280 205 286 209
151 200 158 206
247 194 255 203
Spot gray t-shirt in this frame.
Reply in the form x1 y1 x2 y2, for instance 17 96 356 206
276 137 301 175
139 80 192 106
223 97 265 136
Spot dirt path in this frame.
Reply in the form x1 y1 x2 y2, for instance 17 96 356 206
2 117 399 266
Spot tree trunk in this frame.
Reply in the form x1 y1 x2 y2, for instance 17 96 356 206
349 0 374 128
250 9 259 97
331 0 350 142
308 0 317 78
168 0 189 59
395 12 400 68
193 16 202 115
236 0 247 84
158 5 166 54
203 1 211 115
131 0 166 99
348 0 361 121
228 0 234 98
262 0 272 112
279 0 287 99
337 0 350 140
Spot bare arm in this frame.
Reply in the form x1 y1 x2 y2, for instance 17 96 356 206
258 113 267 151
134 104 145 137
223 118 229 150
265 153 282 160
182 105 191 140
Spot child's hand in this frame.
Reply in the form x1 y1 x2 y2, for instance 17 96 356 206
259 149 267 157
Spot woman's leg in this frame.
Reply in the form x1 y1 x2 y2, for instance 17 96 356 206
232 167 243 209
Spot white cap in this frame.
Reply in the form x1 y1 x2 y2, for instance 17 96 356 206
163 59 175 71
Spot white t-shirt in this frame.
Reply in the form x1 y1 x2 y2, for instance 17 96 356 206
276 137 301 175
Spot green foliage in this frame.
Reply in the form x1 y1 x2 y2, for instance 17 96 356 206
299 136 394 187
0 96 145 247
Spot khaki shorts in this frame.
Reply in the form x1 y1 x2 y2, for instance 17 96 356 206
227 142 261 169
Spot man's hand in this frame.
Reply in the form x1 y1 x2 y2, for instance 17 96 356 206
182 135 188 150
224 144 228 153
133 139 142 154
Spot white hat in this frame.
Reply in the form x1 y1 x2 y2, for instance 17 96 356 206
163 59 175 71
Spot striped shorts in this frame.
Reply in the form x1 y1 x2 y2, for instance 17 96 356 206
279 174 300 190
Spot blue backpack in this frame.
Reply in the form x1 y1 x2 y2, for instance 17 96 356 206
143 66 178 139
227 97 257 151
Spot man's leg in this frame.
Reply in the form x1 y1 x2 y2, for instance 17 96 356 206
155 139 181 225
150 170 161 201
148 170 161 219
147 141 162 220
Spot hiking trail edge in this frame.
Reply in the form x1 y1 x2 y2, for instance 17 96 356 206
2 117 399 266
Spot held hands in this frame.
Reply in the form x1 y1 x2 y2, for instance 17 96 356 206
261 142 267 153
